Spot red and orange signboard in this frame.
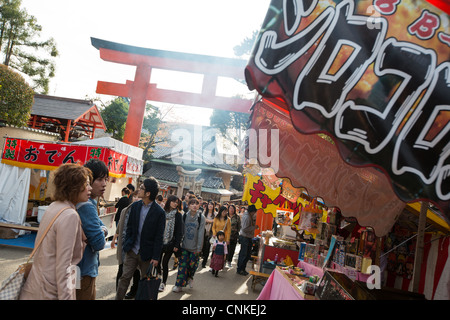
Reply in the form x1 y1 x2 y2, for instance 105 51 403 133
2 138 127 178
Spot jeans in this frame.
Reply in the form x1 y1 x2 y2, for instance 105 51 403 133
237 236 252 272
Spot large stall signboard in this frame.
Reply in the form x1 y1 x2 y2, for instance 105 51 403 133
245 0 450 218
2 138 128 178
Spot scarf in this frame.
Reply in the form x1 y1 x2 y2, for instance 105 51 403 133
163 209 177 245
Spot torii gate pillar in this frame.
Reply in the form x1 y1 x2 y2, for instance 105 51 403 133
124 64 151 146
91 37 252 147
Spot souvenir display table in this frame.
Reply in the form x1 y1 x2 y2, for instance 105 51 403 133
257 267 315 300
257 261 372 300
296 261 371 282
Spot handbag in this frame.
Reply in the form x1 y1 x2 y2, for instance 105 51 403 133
135 264 161 300
0 206 70 300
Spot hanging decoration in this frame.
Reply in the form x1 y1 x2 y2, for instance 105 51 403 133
245 0 450 224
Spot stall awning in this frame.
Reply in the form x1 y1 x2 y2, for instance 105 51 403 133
405 202 450 233
247 99 406 236
1 137 129 178
244 0 450 232
72 137 143 176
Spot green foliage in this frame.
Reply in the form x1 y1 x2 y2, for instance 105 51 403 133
0 63 34 126
233 30 258 57
100 97 129 140
0 0 58 93
140 104 162 171
210 108 249 147
100 98 162 165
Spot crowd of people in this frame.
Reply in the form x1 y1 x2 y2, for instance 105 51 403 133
18 161 258 300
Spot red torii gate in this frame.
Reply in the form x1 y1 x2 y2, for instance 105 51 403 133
91 37 252 147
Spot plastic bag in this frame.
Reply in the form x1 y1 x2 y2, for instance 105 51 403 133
276 202 294 226
298 199 322 234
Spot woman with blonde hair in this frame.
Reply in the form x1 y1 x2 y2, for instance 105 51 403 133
20 163 92 300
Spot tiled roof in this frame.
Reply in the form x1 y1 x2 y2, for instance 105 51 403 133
152 124 240 173
144 162 180 184
199 172 225 189
31 94 95 121
143 162 225 189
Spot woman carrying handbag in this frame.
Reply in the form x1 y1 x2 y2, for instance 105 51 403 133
18 164 92 300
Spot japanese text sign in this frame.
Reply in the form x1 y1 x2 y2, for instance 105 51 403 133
2 138 127 178
245 0 449 216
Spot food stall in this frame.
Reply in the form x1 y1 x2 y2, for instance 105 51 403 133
241 0 450 300
72 137 143 236
0 136 143 242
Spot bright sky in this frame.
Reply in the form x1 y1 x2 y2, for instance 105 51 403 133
20 0 271 126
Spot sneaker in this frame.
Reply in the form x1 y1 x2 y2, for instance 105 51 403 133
187 277 194 288
172 286 182 293
226 262 232 268
159 283 165 292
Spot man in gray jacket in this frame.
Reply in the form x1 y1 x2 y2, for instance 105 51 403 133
172 197 206 293
236 205 258 276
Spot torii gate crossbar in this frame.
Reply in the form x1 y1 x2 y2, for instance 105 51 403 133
91 37 253 147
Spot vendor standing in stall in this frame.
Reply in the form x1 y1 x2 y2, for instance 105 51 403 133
236 205 258 276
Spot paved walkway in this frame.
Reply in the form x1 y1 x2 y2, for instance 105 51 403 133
0 242 263 300
97 242 262 300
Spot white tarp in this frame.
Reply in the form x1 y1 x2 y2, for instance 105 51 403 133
0 162 30 225
72 137 144 175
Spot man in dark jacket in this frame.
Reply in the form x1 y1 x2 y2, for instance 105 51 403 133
115 177 166 300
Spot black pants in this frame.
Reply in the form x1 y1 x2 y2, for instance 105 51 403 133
157 244 174 284
226 238 238 263
201 233 212 266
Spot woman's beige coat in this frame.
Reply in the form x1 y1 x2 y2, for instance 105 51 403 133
19 200 86 300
